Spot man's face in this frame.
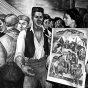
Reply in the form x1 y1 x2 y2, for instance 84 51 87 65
17 20 28 31
32 12 43 27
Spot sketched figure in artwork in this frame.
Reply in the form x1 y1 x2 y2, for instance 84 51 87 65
66 51 72 73
50 55 68 78
72 64 83 85
70 52 78 65
51 56 60 76
53 36 64 53
77 46 86 61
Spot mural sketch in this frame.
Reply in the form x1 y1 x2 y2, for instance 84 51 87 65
47 28 88 88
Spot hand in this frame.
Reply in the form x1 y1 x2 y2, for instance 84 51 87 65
22 65 35 76
48 35 51 45
46 55 50 69
85 63 88 74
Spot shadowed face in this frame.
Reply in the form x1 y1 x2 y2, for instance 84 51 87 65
32 12 43 27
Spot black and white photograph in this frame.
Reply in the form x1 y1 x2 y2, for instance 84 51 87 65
47 28 88 88
0 0 88 88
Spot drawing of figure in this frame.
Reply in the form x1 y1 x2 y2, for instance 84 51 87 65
70 41 77 52
73 64 83 85
70 53 78 65
78 47 86 61
66 51 72 73
50 56 59 75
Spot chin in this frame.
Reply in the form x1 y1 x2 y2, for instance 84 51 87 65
37 24 43 27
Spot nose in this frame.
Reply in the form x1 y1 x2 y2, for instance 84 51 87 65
37 17 42 21
19 24 22 28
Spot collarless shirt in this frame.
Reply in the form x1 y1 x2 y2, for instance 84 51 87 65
14 24 45 61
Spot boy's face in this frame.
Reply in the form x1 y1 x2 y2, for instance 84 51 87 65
17 20 28 31
32 12 43 27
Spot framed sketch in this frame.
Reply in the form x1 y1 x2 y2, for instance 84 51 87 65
47 28 88 88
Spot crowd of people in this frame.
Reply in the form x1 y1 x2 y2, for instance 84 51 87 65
0 6 87 88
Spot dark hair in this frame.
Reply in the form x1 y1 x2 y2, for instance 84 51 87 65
18 15 30 24
65 8 83 28
32 7 44 17
5 14 19 27
54 17 62 22
44 14 51 20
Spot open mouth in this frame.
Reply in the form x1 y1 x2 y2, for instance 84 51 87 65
37 20 42 25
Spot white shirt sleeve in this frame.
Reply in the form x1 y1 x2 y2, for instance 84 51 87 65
14 30 26 62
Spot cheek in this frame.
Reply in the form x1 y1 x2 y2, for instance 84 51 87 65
33 18 37 22
67 20 72 25
40 18 43 21
23 25 27 28
65 19 71 25
17 24 21 27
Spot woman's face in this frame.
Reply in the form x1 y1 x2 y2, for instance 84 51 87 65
63 13 74 27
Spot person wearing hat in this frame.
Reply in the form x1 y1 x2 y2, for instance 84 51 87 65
14 7 52 88
0 14 24 88
63 8 83 28
17 15 30 31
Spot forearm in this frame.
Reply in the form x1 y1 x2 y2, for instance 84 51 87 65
15 55 25 69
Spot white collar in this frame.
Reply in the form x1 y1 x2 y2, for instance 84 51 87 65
30 23 45 33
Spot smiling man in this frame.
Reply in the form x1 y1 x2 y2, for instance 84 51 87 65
14 7 52 88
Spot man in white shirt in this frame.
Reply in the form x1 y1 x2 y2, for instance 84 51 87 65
14 7 52 88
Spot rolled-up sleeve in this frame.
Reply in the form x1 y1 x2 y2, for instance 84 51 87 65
14 30 26 62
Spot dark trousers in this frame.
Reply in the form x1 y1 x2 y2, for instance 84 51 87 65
24 56 52 88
